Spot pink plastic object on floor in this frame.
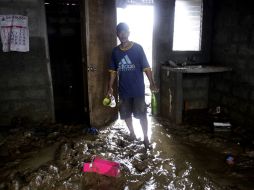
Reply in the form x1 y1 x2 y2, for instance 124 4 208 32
83 156 120 177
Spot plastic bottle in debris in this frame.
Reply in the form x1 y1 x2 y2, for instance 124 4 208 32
109 95 116 107
151 92 158 116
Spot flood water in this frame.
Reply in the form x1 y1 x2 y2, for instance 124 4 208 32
0 116 253 189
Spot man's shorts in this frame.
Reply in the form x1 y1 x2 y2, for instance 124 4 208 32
119 97 147 120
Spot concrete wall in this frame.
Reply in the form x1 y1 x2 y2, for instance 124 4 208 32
209 0 254 129
153 0 173 85
0 0 54 125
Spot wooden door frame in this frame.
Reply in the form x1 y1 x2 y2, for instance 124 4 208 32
80 0 118 127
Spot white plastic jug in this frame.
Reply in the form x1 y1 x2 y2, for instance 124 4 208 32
109 95 116 107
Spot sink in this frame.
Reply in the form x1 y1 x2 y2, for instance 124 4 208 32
175 65 203 70
162 65 232 73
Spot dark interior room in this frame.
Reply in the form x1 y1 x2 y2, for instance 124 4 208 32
0 0 253 189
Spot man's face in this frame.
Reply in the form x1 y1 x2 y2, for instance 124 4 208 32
117 30 129 43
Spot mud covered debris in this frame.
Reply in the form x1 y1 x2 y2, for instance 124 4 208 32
0 117 254 189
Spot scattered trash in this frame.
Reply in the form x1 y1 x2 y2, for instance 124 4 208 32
213 122 231 132
24 131 33 138
1 118 254 189
209 106 231 133
83 156 120 177
47 131 60 139
226 154 235 165
83 127 99 135
132 158 148 172
166 60 178 67
209 106 228 120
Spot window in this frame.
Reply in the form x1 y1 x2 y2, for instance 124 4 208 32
173 0 203 51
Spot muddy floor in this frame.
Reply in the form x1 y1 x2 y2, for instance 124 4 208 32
0 115 254 190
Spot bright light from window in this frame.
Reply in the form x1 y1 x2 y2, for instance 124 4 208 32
173 0 203 51
117 5 154 64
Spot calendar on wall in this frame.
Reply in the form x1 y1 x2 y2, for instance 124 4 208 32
0 15 29 52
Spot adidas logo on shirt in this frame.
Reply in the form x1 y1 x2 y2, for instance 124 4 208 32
118 55 135 71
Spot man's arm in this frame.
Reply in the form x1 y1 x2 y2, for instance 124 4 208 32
107 71 117 96
144 68 158 92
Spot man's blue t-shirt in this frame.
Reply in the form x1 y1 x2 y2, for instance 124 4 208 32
109 42 150 98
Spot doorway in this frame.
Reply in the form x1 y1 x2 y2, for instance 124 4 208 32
117 2 154 107
45 0 89 124
116 1 154 139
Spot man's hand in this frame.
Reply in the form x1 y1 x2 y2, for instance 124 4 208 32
144 68 159 93
150 83 159 93
107 87 113 97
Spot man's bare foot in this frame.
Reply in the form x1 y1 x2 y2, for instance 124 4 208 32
144 137 150 150
127 132 136 141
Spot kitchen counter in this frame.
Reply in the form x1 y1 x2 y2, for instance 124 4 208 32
160 65 232 124
161 65 232 73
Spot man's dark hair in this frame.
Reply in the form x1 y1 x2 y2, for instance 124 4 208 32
116 22 129 33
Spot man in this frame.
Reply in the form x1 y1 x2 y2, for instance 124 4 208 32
107 22 157 149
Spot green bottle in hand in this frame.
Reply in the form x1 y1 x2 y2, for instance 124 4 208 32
151 92 158 116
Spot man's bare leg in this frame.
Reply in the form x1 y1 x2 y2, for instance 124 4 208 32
125 117 136 139
140 116 149 149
